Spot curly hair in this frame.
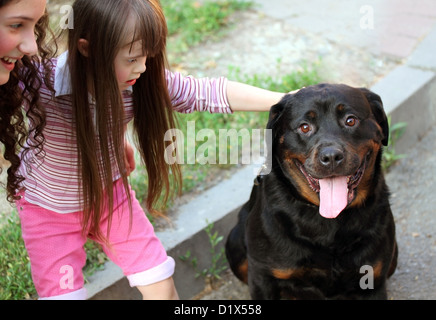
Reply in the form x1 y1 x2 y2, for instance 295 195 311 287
0 2 56 202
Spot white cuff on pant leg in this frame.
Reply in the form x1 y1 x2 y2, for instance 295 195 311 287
39 287 87 300
127 256 175 288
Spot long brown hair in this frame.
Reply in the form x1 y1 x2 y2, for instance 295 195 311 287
68 0 181 242
0 0 55 202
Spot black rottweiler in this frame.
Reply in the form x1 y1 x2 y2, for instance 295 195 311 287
225 84 398 300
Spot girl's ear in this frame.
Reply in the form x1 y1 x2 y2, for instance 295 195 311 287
77 39 90 57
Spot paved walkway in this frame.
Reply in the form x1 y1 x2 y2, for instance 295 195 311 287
252 0 436 59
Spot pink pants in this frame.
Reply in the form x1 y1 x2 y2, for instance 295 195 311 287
17 180 174 300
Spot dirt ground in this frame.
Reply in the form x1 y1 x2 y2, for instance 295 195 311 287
176 10 400 87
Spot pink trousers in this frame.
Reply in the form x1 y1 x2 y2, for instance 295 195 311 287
17 180 174 299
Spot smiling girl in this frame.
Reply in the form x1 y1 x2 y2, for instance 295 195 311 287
0 0 41 83
0 0 54 202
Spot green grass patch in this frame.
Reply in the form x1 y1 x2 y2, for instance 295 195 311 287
0 210 108 300
0 213 35 300
162 0 253 55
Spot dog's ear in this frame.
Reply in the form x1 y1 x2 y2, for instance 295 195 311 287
360 88 389 146
267 94 291 131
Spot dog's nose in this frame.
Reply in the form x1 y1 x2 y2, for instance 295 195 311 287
319 147 344 168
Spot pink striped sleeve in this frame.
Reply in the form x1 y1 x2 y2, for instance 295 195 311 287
166 70 232 114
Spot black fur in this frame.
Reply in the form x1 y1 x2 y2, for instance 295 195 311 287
225 84 397 300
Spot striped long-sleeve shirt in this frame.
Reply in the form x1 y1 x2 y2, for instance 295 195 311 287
19 52 232 213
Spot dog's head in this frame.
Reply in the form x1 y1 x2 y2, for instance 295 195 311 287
267 84 389 219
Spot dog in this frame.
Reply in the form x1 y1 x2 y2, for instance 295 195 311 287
225 84 398 300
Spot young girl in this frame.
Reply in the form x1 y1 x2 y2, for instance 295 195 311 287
17 0 287 300
0 0 54 202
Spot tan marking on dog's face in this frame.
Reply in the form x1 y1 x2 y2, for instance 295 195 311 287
349 140 381 208
271 267 327 280
271 268 296 280
282 150 320 206
373 260 383 280
237 260 248 284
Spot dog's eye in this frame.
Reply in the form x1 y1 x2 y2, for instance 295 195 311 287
299 123 312 134
345 116 358 127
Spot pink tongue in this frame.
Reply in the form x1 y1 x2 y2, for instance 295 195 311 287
319 176 348 219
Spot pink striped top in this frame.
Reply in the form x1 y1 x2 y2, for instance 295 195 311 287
19 52 232 213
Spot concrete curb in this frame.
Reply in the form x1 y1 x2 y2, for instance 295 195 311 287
86 32 436 300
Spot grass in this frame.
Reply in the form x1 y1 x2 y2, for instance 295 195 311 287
0 210 110 300
164 0 253 43
179 221 228 282
0 214 35 300
162 0 254 60
382 117 408 172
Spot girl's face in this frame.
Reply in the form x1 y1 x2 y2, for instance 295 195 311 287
0 0 46 85
114 40 147 92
